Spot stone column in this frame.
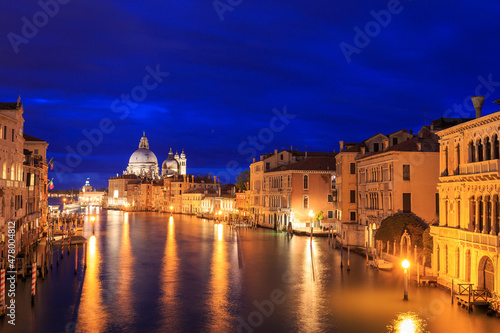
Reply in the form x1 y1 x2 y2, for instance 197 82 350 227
475 144 479 162
483 197 489 234
475 199 480 233
491 195 497 236
469 199 475 231
491 139 496 160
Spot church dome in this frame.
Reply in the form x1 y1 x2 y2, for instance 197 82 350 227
129 149 158 165
161 152 179 176
125 132 160 179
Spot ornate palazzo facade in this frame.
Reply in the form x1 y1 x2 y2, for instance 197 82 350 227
431 106 500 295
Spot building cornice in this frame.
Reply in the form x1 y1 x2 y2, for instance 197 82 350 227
437 111 500 137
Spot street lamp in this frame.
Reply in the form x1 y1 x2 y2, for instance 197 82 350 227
90 215 96 234
402 259 410 301
169 205 173 215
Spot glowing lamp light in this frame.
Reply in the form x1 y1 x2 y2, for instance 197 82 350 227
90 216 96 222
308 210 313 217
402 259 410 269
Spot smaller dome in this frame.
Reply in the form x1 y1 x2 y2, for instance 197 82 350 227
162 159 179 176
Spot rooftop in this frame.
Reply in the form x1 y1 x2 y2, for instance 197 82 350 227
267 156 336 172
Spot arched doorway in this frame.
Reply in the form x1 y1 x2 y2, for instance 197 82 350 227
478 256 495 292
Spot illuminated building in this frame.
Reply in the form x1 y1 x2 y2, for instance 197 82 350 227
249 149 336 229
0 99 48 260
431 97 499 294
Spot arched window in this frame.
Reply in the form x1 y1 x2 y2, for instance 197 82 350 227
303 195 309 209
303 175 309 190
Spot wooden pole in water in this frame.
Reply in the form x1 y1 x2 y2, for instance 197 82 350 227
365 242 369 265
74 244 78 275
417 262 420 286
83 242 87 269
468 286 471 313
347 246 350 272
41 253 45 279
31 262 36 301
340 240 343 268
451 279 454 304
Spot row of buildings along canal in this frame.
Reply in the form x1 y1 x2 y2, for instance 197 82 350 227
1 96 500 315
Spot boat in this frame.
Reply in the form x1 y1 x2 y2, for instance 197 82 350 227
369 259 394 270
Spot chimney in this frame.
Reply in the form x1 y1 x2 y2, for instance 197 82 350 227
253 157 256 163
305 151 308 158
213 176 216 184
383 140 389 150
361 146 366 154
274 149 278 155
471 96 485 118
417 142 422 151
339 141 344 151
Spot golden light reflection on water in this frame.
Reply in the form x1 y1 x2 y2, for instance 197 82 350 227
387 312 428 333
76 235 109 332
160 215 180 329
295 240 320 332
115 212 135 324
206 223 230 332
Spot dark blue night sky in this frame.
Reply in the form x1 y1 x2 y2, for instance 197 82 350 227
2 0 500 189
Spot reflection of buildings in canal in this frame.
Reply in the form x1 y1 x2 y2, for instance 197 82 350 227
160 215 180 329
296 240 321 332
114 212 135 325
206 223 231 331
76 235 109 332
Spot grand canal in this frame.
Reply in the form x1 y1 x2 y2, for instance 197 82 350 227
2 208 500 332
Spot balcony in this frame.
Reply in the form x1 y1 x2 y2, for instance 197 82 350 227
431 226 500 248
459 159 500 177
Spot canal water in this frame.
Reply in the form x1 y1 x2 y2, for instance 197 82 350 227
2 208 500 332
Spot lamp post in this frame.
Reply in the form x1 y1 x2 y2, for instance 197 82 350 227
169 205 173 216
402 259 410 301
90 215 96 234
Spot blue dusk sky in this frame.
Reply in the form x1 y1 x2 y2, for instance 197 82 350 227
2 0 500 189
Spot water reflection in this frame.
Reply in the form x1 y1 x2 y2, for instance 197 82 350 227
115 212 135 327
76 235 109 332
296 239 321 332
206 223 231 331
159 216 180 329
387 312 428 333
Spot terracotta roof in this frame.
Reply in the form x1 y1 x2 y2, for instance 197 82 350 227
342 143 364 153
357 136 438 159
267 156 336 172
23 133 46 142
0 102 21 110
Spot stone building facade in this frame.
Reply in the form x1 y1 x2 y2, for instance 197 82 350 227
431 102 500 295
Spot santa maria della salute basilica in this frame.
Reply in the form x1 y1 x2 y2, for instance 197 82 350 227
124 132 186 179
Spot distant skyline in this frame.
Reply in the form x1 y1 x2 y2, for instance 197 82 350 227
2 0 500 189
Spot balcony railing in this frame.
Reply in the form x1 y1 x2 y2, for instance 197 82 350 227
459 159 500 176
432 226 500 247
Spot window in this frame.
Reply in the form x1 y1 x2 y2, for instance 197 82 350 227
266 163 270 170
403 193 411 213
373 143 380 152
280 154 283 160
393 138 398 146
350 163 355 174
11 129 14 142
350 190 356 203
328 210 333 219
328 194 333 202
3 126 6 139
435 193 439 215
34 149 39 155
303 195 309 209
303 175 309 190
350 211 356 221
403 165 410 180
